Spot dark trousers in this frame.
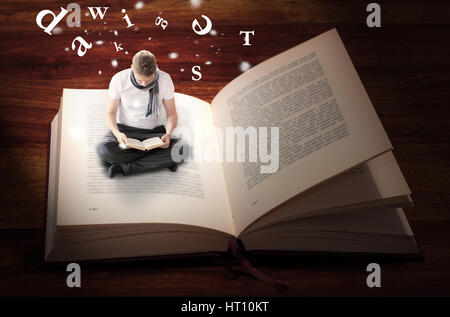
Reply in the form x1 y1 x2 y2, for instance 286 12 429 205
96 123 182 176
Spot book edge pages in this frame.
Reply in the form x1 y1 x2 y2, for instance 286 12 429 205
44 104 62 260
239 208 419 256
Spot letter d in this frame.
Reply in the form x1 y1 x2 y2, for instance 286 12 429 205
36 7 69 35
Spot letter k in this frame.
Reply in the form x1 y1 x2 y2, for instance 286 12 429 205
113 42 123 52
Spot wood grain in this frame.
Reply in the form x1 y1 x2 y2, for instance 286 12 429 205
0 0 449 296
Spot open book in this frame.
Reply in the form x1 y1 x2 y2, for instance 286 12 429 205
45 29 419 262
125 137 165 151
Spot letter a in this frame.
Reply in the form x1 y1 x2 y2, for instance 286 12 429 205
66 263 81 287
36 7 69 35
66 3 81 28
366 3 381 28
366 263 381 287
71 36 93 57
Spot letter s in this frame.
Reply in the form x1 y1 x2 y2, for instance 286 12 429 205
192 65 202 81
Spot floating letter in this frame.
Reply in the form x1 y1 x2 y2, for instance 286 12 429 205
87 7 109 20
192 15 212 35
121 9 134 28
239 31 254 46
192 65 202 81
71 36 92 57
36 7 68 35
114 42 123 52
155 16 168 30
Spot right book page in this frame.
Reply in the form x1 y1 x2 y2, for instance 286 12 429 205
211 28 393 234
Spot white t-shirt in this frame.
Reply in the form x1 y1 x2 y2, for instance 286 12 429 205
108 68 175 129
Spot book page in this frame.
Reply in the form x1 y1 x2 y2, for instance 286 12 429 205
142 137 164 149
211 28 392 234
125 138 144 150
57 89 234 236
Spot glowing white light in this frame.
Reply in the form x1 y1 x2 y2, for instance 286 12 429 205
98 70 102 75
95 40 104 45
195 54 199 57
205 61 212 65
111 59 118 67
85 12 89 17
64 47 69 51
168 52 178 59
52 27 63 34
125 51 129 55
190 0 203 8
135 1 144 9
114 30 118 36
180 68 185 72
210 29 217 36
239 61 251 72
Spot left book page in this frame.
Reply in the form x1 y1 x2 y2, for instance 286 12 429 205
126 137 164 151
56 89 235 236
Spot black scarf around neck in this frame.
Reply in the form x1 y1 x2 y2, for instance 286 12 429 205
130 69 160 117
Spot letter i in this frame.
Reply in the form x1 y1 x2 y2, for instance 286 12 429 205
121 9 134 28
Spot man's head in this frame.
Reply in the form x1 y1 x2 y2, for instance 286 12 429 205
131 50 157 86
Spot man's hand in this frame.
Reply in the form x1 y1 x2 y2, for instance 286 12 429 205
114 131 128 147
160 133 171 148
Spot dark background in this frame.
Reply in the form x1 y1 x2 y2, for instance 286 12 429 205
0 0 449 296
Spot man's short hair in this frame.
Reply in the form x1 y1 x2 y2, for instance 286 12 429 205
132 50 157 76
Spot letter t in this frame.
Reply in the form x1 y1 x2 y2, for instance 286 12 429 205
239 30 255 46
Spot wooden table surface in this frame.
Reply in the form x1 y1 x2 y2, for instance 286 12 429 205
0 0 449 296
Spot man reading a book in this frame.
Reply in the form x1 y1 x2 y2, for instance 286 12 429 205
96 50 181 177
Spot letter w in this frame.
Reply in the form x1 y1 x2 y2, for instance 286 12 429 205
87 7 109 20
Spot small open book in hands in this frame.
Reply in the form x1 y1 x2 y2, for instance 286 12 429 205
125 137 165 151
